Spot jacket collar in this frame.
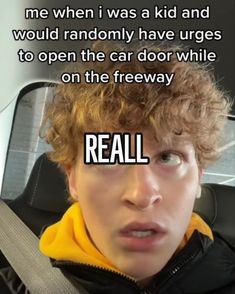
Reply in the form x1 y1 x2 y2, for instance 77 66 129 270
52 231 214 294
39 202 213 278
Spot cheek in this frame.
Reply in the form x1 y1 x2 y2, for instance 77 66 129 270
76 171 121 228
162 164 199 216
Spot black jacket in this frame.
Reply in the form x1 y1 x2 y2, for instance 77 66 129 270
1 231 235 294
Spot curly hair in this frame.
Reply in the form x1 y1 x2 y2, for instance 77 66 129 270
41 42 231 169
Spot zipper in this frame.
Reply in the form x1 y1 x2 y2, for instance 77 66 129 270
68 261 136 281
54 260 140 288
168 251 198 278
55 252 198 294
54 234 205 294
156 250 199 290
150 232 211 292
55 261 159 293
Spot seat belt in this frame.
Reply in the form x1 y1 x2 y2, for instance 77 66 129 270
0 199 87 294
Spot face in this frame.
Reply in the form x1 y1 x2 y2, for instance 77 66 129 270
67 130 201 283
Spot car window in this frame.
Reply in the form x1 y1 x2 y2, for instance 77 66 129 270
1 86 52 200
202 117 235 186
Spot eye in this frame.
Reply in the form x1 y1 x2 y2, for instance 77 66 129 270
157 152 182 166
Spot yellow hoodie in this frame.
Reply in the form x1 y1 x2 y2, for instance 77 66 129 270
39 203 213 276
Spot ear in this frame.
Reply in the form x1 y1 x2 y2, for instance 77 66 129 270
198 168 203 180
196 185 202 199
196 168 203 199
65 164 79 201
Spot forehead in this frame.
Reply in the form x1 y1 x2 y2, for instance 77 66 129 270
79 129 195 154
140 131 195 156
140 128 192 146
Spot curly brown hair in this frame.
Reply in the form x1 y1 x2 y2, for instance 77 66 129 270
41 42 231 169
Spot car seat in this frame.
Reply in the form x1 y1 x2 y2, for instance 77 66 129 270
194 183 235 247
3 153 70 237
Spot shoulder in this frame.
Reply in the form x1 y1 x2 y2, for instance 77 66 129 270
177 232 235 293
209 232 235 263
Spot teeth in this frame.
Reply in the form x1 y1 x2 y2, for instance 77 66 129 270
130 230 154 238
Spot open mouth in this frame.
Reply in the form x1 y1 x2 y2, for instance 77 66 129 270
119 222 166 251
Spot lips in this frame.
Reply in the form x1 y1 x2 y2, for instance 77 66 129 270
118 222 167 251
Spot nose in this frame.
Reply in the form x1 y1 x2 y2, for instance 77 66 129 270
122 164 163 210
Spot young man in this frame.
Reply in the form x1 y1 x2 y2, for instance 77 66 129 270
39 43 235 293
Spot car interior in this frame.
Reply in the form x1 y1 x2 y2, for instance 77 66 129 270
0 84 234 293
1 1 235 292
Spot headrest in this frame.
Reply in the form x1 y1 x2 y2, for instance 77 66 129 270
194 183 235 247
21 153 70 213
